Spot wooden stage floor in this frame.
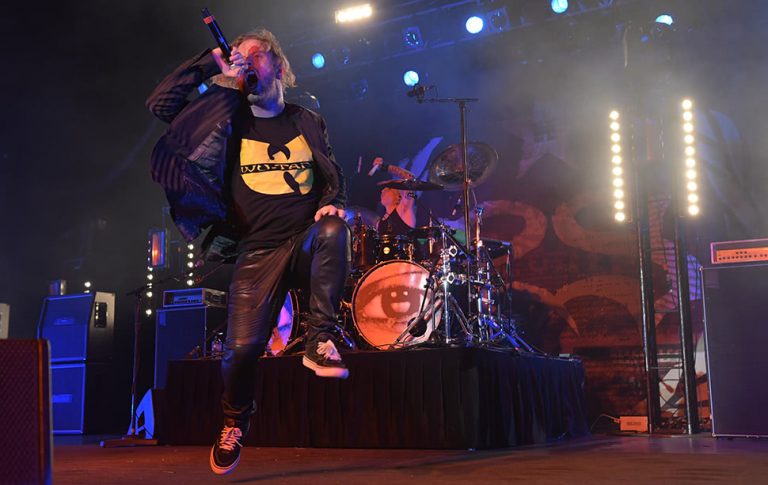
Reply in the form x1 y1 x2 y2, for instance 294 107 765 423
53 434 768 484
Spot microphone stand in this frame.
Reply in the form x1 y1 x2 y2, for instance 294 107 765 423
100 266 205 448
413 88 478 343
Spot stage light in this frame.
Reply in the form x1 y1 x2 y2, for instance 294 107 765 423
465 16 484 34
187 261 194 268
186 279 195 287
311 53 326 69
655 14 674 26
402 26 423 48
147 274 154 281
681 98 699 217
187 253 194 259
609 109 627 223
197 83 208 95
84 281 92 289
335 4 373 23
146 291 153 298
148 229 167 269
145 309 153 316
403 70 419 87
551 0 569 14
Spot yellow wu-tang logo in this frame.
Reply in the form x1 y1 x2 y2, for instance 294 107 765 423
239 135 314 195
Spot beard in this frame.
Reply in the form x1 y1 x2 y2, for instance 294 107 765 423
244 75 282 107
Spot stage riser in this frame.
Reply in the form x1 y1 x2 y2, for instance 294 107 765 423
160 348 588 449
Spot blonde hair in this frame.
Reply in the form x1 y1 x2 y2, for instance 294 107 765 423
232 29 297 89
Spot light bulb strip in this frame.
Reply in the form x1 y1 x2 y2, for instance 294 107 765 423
610 110 626 222
681 99 699 216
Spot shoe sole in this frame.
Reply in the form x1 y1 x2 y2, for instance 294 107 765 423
209 447 240 475
302 356 350 379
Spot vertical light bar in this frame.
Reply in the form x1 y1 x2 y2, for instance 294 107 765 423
609 110 627 222
681 99 699 216
187 243 196 286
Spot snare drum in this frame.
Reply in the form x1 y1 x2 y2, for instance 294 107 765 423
351 260 432 348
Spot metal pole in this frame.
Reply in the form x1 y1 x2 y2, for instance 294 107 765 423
672 196 701 434
459 101 473 320
630 116 662 434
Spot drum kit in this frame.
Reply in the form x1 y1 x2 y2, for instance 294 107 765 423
266 141 537 356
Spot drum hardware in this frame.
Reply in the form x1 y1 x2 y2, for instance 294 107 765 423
376 179 445 191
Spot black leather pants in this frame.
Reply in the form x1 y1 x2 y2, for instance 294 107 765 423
220 215 350 426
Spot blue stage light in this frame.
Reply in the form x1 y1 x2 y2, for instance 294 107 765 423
403 70 419 87
465 16 484 34
311 53 326 69
655 14 674 26
551 0 568 14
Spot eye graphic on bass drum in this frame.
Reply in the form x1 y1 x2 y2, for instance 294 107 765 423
239 135 314 195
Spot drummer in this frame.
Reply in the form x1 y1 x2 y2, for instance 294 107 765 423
372 157 418 236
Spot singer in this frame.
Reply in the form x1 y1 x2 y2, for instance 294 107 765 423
146 29 350 475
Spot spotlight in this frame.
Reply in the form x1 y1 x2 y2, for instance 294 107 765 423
614 201 625 210
402 26 423 48
335 4 373 23
612 166 623 176
465 16 484 34
681 99 693 110
685 146 695 157
145 309 153 316
687 193 699 203
609 110 620 120
611 133 621 143
688 205 699 216
614 189 624 199
612 178 624 187
186 279 195 287
147 274 154 280
655 14 674 26
610 121 620 131
612 155 622 165
312 53 325 69
684 134 695 145
686 181 697 191
615 212 626 222
551 0 569 14
84 281 92 289
187 253 194 259
611 144 622 154
403 70 419 87
187 261 194 268
146 291 153 298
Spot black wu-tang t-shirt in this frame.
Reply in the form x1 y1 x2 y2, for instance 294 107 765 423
231 108 320 251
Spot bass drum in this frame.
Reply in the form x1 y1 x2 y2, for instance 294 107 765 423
266 290 301 355
351 260 431 349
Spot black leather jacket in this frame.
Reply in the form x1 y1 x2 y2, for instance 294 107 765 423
146 49 346 261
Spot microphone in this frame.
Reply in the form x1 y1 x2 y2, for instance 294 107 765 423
406 83 429 102
202 8 258 87
202 8 231 61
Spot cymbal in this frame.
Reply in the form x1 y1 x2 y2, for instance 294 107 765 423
343 206 379 228
377 179 444 191
427 142 498 191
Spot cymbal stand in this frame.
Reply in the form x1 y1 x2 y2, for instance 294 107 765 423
469 205 534 352
392 219 471 347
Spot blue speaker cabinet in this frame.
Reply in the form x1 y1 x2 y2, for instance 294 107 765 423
39 292 115 363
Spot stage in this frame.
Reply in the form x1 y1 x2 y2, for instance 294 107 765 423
158 347 588 449
53 434 768 484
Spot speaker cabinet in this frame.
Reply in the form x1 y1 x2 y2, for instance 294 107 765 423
0 340 52 484
0 302 9 339
703 264 768 438
39 292 115 363
51 362 115 434
154 306 224 388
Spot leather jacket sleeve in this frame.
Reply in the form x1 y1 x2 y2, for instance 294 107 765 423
146 49 221 123
319 115 347 209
